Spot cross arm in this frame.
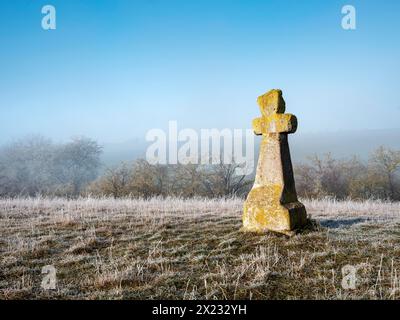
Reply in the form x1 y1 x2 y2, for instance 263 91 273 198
252 114 298 135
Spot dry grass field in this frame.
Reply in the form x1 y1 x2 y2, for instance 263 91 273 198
0 197 400 300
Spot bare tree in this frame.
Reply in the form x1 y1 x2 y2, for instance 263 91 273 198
370 146 400 200
294 163 319 198
52 137 102 196
86 162 133 198
0 135 55 196
130 159 170 198
295 153 365 200
202 162 252 197
172 163 208 197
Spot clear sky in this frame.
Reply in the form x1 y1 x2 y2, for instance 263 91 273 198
1 0 399 144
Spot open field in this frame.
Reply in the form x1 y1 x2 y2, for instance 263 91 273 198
0 197 400 300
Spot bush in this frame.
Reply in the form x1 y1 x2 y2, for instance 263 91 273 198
295 147 400 201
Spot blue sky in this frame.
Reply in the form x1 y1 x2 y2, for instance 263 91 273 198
0 0 399 144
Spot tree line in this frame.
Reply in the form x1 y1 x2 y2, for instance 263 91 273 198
0 136 399 200
295 147 400 200
0 136 102 197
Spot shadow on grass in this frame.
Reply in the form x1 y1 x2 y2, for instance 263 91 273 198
319 217 368 229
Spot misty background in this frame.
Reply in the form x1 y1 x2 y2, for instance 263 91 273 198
1 0 400 144
0 0 400 198
99 129 400 168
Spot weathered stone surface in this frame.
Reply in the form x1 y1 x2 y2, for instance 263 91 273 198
243 89 307 235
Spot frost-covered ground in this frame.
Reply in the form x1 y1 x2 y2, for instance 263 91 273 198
0 197 399 299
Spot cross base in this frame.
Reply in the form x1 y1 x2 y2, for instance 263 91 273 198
243 187 307 234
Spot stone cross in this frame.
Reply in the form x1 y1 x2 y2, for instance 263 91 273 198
243 89 307 235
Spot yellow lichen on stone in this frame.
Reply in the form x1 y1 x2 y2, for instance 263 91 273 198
257 89 286 116
243 89 307 235
253 113 297 135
